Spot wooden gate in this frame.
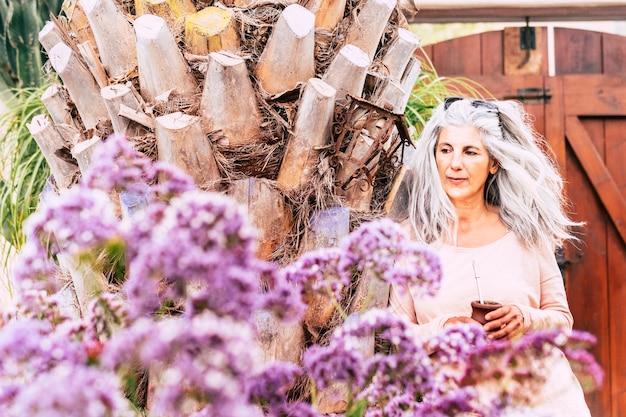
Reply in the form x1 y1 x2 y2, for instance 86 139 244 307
420 27 626 417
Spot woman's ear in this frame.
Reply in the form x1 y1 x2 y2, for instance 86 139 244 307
489 159 499 175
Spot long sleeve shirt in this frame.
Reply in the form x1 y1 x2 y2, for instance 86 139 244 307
389 231 573 344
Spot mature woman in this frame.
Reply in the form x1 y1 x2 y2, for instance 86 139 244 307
389 97 591 415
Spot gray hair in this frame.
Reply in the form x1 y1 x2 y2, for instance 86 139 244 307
406 98 582 249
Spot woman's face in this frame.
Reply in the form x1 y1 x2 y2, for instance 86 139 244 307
435 125 498 206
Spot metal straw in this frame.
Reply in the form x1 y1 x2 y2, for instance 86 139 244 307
472 260 485 304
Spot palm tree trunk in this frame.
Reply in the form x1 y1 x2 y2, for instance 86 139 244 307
34 0 420 410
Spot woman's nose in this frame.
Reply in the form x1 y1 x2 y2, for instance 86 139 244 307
450 151 463 168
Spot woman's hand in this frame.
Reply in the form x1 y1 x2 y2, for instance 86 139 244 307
483 305 524 340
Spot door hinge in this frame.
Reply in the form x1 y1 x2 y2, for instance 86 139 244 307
508 87 552 104
555 246 583 286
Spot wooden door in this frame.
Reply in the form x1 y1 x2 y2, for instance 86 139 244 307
420 27 626 417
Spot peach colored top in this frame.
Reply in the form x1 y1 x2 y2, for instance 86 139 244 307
389 232 573 342
389 231 591 416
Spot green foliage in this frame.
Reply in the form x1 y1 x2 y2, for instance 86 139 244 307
0 0 64 293
0 86 50 265
0 0 64 88
404 48 492 136
346 399 368 417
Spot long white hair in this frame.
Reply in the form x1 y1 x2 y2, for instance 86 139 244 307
406 98 582 249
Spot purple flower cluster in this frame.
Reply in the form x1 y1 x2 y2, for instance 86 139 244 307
246 361 316 416
100 311 274 417
5 365 132 417
121 189 267 320
12 186 119 290
0 314 134 416
280 219 442 311
563 331 604 391
82 134 152 195
303 309 435 409
300 310 603 416
339 219 442 296
82 133 194 202
281 247 348 301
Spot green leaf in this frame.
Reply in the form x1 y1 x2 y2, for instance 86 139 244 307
345 398 368 417
38 0 64 21
0 0 18 87
7 0 44 87
0 0 64 88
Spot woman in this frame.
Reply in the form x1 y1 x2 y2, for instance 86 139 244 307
389 97 591 415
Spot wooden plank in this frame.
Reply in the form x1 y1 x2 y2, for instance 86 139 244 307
543 76 566 177
430 34 483 75
563 74 626 116
608 224 626 416
605 118 626 416
564 120 608 416
605 120 626 196
554 28 602 75
479 30 504 76
565 116 626 245
563 119 610 417
452 74 542 98
602 32 626 75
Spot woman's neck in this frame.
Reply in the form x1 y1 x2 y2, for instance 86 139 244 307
452 202 507 247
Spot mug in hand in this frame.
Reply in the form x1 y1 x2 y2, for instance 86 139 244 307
470 300 503 325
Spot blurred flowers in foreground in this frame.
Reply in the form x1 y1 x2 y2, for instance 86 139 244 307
1 135 602 417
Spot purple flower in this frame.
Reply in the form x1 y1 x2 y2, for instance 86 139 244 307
303 309 435 407
82 133 152 195
5 365 133 417
528 329 604 393
13 186 120 291
31 187 119 255
427 323 489 366
121 190 264 320
11 245 56 291
259 269 307 323
149 161 197 199
281 247 349 303
339 219 442 297
5 132 604 417
411 387 477 417
304 338 365 391
5 286 73 327
247 362 303 412
275 400 321 417
101 311 260 417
